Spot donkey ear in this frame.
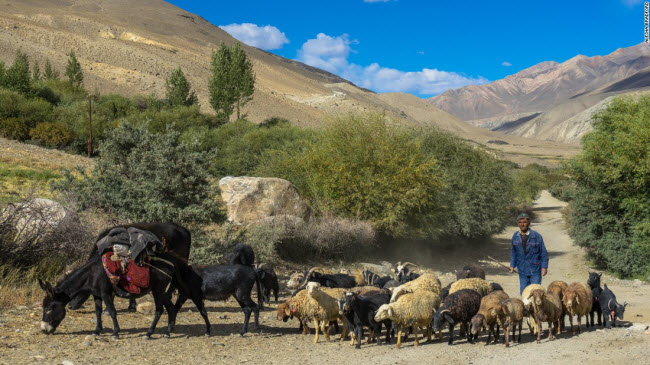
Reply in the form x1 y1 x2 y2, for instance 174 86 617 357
39 279 53 295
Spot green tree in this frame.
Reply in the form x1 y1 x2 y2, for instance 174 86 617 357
567 96 650 278
65 50 83 87
0 61 6 87
165 67 198 107
208 42 255 122
230 43 255 120
43 59 59 80
32 61 41 82
54 122 222 224
6 50 31 94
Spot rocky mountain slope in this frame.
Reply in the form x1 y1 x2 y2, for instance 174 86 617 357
0 0 579 165
429 44 650 143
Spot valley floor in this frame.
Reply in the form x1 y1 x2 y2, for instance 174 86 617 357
1 191 648 364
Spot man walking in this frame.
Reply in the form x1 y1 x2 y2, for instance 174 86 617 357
509 212 548 294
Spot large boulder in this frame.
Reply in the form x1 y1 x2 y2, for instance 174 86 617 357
1 198 79 244
218 176 312 225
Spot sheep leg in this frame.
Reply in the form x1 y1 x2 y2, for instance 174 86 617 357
322 320 330 341
535 318 541 344
556 319 561 335
577 315 582 334
548 321 555 341
313 319 320 344
495 323 500 341
448 323 455 345
517 320 522 342
341 319 348 342
486 325 492 345
426 325 432 342
504 324 510 348
569 315 574 335
355 325 362 349
413 326 420 347
396 326 403 349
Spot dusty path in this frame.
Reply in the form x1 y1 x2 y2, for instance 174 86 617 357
0 191 648 364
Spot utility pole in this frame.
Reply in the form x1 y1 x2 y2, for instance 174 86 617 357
88 94 93 157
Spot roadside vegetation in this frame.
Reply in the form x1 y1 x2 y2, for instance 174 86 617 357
0 46 579 307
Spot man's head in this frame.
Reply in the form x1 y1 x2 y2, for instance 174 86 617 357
517 212 530 232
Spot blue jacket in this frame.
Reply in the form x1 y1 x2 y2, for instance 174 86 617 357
510 229 548 276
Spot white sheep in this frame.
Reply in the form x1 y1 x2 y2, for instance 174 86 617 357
305 282 347 344
374 290 441 349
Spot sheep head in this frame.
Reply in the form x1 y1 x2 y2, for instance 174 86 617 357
496 303 510 327
470 313 486 335
395 261 417 281
615 302 627 320
374 304 393 322
306 281 321 296
528 289 545 308
432 309 453 332
287 271 305 289
277 301 292 322
562 289 579 309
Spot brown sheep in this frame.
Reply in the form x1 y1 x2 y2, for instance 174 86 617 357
547 280 568 330
562 282 593 335
528 289 563 343
521 283 545 334
495 298 525 347
470 290 509 344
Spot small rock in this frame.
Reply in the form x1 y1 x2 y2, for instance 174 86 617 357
90 318 97 324
29 312 37 319
645 331 650 335
62 361 74 365
218 315 228 320
15 329 20 332
84 335 96 342
16 306 28 310
137 302 154 315
82 341 92 346
212 341 225 346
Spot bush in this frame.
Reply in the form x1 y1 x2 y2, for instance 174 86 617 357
53 122 223 225
257 114 445 238
0 118 31 141
567 96 650 278
242 216 376 263
419 129 514 238
30 122 76 147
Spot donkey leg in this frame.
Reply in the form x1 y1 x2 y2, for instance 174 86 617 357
127 298 137 312
102 295 120 338
159 293 175 338
93 295 103 335
146 296 165 339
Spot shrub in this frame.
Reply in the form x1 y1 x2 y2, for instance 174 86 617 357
257 113 445 238
0 118 31 141
53 122 223 225
420 129 514 238
242 216 376 263
30 122 76 147
567 96 650 278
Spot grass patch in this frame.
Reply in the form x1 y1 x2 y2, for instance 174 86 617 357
0 162 61 203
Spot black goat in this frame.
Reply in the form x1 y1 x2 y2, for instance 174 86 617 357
597 284 627 329
441 282 453 300
173 264 263 336
293 267 356 294
490 282 504 292
226 243 255 266
256 265 280 303
587 272 603 326
383 279 401 289
343 292 392 348
398 271 420 284
363 270 393 288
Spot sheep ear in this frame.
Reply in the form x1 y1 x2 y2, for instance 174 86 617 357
443 312 454 324
388 307 394 316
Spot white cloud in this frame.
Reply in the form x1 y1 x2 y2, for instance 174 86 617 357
417 51 425 55
622 0 643 6
502 61 512 66
297 33 488 96
220 23 289 50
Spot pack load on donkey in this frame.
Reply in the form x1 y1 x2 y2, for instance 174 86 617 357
96 227 167 296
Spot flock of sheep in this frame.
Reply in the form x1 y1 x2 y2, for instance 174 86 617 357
273 263 627 349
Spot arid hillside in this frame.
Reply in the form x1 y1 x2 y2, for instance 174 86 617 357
0 0 579 165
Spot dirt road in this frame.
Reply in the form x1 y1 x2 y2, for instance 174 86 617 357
1 191 648 364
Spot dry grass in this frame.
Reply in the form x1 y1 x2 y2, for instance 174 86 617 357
0 258 64 310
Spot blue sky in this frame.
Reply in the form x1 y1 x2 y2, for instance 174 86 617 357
167 0 646 97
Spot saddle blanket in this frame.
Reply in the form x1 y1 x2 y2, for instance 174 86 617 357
101 251 150 294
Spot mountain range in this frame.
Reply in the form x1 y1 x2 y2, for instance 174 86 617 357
429 44 650 143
